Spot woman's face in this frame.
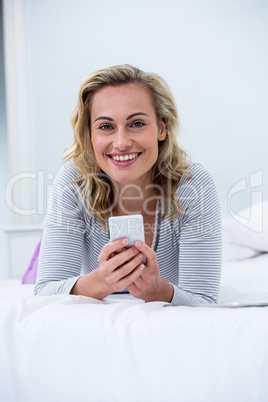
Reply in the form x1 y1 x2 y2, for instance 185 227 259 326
90 83 166 189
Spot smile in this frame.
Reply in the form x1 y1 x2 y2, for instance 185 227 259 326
109 153 141 161
107 152 142 166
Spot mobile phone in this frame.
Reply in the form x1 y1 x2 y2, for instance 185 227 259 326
108 214 146 294
108 214 145 247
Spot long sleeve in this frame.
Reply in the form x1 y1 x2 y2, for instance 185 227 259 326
34 163 86 295
170 163 222 305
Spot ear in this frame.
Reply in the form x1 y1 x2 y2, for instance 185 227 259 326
158 120 167 141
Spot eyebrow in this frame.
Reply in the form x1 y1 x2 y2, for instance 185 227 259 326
94 116 114 123
94 112 150 123
126 112 150 120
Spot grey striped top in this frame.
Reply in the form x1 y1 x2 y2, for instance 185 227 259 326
34 161 222 304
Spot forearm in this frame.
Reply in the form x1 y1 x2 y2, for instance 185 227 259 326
70 269 110 300
144 278 174 303
34 276 81 296
170 285 218 305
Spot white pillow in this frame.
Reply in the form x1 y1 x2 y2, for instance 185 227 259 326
222 200 268 261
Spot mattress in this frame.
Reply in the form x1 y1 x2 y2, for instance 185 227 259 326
1 253 268 402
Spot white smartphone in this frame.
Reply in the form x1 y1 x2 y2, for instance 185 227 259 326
108 214 146 294
108 214 145 247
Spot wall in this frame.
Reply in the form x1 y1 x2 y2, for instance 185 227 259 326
23 0 268 223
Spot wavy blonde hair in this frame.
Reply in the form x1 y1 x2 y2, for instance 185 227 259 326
63 64 192 230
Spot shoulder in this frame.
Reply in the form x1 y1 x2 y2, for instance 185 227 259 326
50 160 85 206
180 162 214 184
176 163 215 193
175 163 219 209
53 160 80 186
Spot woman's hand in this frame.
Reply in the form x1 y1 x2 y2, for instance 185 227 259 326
97 238 145 295
70 238 144 299
127 241 174 303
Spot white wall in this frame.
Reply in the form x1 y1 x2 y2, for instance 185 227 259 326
24 0 268 222
1 0 268 277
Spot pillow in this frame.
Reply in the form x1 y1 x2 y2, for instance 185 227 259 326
21 242 41 284
222 200 268 261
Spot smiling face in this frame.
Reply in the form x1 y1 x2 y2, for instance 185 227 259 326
90 83 167 190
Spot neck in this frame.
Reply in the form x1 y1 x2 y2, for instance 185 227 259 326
112 182 160 216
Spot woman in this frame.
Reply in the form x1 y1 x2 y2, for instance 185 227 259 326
34 64 222 304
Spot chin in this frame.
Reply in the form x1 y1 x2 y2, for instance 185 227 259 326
108 173 139 186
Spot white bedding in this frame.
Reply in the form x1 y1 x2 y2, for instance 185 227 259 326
1 254 268 402
219 253 268 303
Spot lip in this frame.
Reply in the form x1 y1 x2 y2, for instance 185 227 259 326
108 152 141 157
107 152 142 167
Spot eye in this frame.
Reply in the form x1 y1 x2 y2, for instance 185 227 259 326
99 123 113 130
131 121 145 128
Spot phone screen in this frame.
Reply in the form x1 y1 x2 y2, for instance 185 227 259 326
108 214 145 247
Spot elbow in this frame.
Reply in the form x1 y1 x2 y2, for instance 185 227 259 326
33 282 42 295
199 293 219 304
33 280 48 296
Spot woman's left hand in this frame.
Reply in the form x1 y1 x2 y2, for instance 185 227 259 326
127 241 174 303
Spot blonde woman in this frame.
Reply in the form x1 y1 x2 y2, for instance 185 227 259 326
34 64 222 304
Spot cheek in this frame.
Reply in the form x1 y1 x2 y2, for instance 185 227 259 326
91 135 105 155
147 138 159 157
152 143 160 165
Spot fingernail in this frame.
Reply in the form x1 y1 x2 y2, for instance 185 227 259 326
135 241 141 248
138 253 144 259
122 238 129 245
139 264 145 270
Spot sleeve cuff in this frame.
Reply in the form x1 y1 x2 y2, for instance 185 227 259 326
34 276 82 296
170 283 181 304
169 282 216 305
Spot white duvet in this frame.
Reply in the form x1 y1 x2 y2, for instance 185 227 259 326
1 254 268 402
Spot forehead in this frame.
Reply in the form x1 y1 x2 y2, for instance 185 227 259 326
90 83 155 116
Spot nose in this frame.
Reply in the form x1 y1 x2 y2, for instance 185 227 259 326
113 127 132 151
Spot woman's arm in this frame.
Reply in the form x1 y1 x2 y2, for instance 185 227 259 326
170 163 222 304
128 164 222 304
34 163 86 295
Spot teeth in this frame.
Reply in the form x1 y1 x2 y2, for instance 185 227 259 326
111 153 139 161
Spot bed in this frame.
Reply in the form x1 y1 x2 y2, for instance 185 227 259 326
1 206 268 402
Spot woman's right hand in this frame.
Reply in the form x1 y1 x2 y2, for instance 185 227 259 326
70 238 145 299
97 238 145 295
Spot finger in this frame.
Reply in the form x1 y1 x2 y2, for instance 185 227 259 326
100 247 140 282
111 247 141 269
117 263 145 291
115 247 127 254
98 238 129 263
134 241 155 261
110 248 127 259
113 253 145 282
132 275 144 288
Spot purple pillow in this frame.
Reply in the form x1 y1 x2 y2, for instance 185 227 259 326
22 242 41 285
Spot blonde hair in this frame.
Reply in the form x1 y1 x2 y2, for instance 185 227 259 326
63 64 192 230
